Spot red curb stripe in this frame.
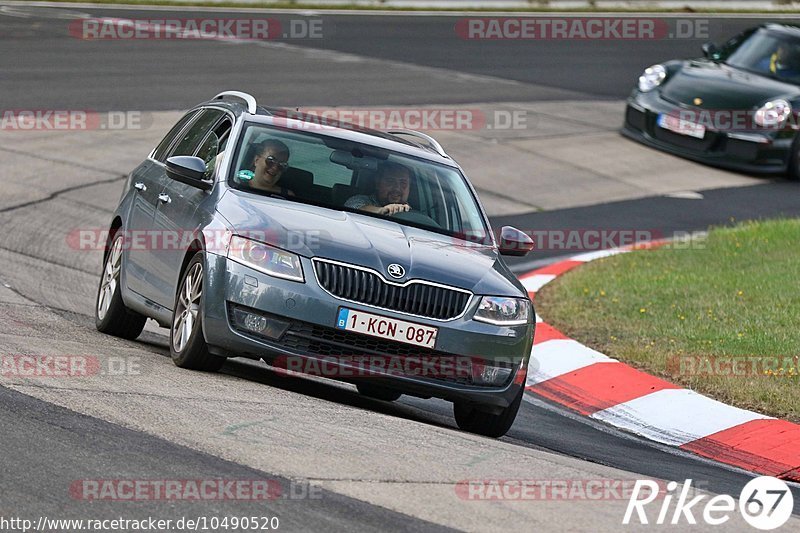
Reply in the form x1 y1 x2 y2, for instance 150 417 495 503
528 362 680 415
680 419 800 481
533 322 570 345
529 260 584 277
522 240 800 480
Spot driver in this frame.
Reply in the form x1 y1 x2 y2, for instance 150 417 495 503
345 161 413 215
760 43 800 76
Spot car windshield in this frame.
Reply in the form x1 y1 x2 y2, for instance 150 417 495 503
227 122 491 243
726 29 800 84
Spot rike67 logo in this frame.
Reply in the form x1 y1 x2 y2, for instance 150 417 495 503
624 477 794 530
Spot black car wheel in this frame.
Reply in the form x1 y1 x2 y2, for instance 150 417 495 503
95 232 147 340
170 252 226 372
789 136 800 181
453 386 523 438
357 383 402 402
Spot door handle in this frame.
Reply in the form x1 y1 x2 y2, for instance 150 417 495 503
134 182 146 192
158 193 171 204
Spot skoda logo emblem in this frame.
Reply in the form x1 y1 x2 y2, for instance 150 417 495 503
387 264 405 279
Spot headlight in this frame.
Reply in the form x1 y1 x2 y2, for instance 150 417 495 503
474 296 530 325
754 99 792 128
638 64 667 92
227 235 304 282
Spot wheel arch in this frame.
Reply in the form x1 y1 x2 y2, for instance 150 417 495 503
103 217 124 263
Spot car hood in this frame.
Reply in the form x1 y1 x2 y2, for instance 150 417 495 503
661 60 800 109
216 190 524 297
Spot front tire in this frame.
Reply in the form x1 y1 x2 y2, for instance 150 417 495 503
95 233 146 340
170 252 225 372
453 386 523 438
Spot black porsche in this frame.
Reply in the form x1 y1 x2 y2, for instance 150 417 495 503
623 23 800 180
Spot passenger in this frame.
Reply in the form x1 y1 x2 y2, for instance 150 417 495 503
345 161 413 215
759 43 800 76
237 139 294 196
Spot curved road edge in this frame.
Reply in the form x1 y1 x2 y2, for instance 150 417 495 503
519 241 800 483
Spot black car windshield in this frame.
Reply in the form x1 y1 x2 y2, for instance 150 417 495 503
227 122 491 243
726 29 800 83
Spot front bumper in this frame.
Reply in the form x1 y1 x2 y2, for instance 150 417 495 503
622 90 795 174
201 253 533 411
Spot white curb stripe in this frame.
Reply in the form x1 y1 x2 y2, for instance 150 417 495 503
520 274 556 293
527 339 616 386
590 389 772 447
569 249 629 262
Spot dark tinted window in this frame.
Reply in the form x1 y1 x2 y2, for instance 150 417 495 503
726 29 800 83
152 110 199 162
168 109 225 158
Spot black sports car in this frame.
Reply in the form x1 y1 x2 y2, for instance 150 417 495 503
623 23 800 180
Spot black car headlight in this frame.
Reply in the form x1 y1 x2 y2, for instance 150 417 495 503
473 297 530 326
754 99 792 128
227 235 304 282
638 64 667 92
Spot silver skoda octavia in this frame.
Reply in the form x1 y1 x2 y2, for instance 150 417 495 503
95 91 535 437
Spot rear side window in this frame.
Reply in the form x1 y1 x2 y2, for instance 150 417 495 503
168 109 225 158
152 111 199 162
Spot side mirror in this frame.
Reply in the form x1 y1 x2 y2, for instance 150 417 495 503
702 42 720 60
498 226 534 257
165 156 213 191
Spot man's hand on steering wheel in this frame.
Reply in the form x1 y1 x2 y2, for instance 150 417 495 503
380 203 411 215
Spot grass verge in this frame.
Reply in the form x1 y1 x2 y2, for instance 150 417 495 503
535 218 800 422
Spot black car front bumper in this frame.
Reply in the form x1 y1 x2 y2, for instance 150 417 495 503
622 90 796 175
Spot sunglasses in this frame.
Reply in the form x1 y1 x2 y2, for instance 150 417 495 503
262 155 288 171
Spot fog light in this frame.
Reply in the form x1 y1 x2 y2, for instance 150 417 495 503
471 360 514 386
244 314 268 333
231 305 290 340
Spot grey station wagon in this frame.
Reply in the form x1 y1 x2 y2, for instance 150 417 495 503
95 91 535 437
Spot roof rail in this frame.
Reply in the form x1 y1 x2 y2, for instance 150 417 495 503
386 129 449 158
213 91 257 114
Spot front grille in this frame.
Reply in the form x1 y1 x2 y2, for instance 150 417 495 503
313 259 471 320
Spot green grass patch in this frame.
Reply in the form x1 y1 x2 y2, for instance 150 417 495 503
535 218 800 422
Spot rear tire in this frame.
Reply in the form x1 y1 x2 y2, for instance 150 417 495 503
357 383 402 402
453 386 523 438
170 252 225 372
95 233 147 340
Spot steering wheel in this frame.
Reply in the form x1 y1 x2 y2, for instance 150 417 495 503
391 209 441 228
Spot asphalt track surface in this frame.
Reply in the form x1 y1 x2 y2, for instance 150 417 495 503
0 6 782 109
2 4 800 530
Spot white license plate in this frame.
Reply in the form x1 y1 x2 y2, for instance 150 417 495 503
335 308 438 349
657 113 706 139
